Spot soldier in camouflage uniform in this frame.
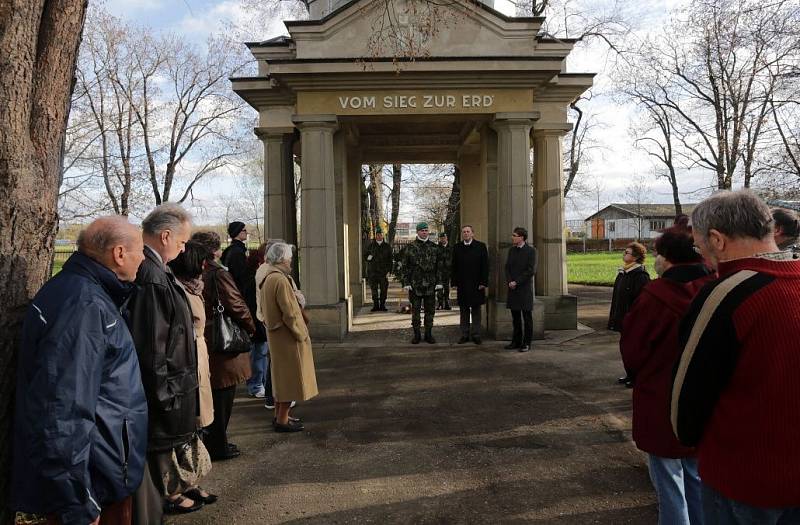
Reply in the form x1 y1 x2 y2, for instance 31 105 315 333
364 227 393 311
401 222 444 344
436 232 453 310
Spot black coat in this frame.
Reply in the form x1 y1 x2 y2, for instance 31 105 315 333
451 240 489 307
221 239 248 293
608 265 650 332
505 243 538 311
126 248 198 452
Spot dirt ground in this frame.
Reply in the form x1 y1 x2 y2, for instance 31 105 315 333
169 285 657 524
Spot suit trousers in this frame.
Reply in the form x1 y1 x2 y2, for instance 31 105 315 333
459 304 481 337
205 384 237 456
409 290 435 330
511 309 533 345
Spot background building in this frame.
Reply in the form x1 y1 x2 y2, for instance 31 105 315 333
584 203 697 240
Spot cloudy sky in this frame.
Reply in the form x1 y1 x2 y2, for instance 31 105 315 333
103 0 717 223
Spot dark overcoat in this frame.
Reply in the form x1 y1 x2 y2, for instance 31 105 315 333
608 265 650 332
451 240 489 307
126 247 198 452
505 243 538 311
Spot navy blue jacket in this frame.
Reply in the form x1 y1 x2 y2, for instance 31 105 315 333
13 252 148 525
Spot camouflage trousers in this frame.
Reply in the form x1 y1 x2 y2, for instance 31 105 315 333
409 290 436 330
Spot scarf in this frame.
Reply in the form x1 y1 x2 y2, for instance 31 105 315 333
621 262 642 273
179 276 204 296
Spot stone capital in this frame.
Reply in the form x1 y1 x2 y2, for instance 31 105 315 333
254 126 295 140
292 114 338 131
533 122 573 138
492 112 540 131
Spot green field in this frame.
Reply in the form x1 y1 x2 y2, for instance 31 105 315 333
567 252 627 286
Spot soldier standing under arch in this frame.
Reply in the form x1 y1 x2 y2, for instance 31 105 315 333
364 227 393 312
401 222 444 344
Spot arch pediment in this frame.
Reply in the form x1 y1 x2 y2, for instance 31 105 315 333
268 0 568 60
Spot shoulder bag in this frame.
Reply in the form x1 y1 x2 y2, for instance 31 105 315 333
210 269 251 354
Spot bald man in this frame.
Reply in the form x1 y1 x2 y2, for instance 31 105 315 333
13 216 148 525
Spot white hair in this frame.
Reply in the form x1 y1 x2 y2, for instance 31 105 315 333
266 242 294 265
142 203 191 236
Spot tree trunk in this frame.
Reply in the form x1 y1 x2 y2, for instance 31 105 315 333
669 165 682 216
367 164 384 232
0 1 89 520
444 167 461 242
387 164 402 244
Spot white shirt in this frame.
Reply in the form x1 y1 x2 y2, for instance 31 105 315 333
463 240 472 246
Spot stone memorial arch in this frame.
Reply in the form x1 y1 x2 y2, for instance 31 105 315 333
232 0 593 341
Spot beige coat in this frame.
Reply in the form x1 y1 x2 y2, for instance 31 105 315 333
185 291 214 428
259 266 318 402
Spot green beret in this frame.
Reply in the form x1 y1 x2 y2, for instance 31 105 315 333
438 232 447 237
416 222 429 231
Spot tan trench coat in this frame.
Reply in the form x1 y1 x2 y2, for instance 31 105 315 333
259 266 318 402
184 291 214 427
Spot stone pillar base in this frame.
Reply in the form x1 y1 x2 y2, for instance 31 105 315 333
538 295 578 330
306 302 348 342
487 299 545 341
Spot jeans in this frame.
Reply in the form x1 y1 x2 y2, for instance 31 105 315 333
702 483 800 524
246 341 268 395
647 455 703 525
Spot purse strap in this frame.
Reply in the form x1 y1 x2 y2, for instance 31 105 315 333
210 267 224 314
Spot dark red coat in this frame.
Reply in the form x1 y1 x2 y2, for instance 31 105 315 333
621 264 714 458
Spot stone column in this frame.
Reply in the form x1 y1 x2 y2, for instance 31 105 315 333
488 113 544 340
293 115 347 341
533 124 576 330
457 149 486 240
346 147 364 311
256 127 296 243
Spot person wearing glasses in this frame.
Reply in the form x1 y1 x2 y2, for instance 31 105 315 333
504 227 537 352
608 241 650 387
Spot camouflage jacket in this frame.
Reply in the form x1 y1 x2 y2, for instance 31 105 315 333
401 238 444 295
364 241 393 279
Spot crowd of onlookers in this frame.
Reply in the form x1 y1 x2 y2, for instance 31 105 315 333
12 205 317 524
12 189 800 525
608 190 800 524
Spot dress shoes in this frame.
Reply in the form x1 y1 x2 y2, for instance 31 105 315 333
457 336 470 344
163 495 203 514
472 336 482 345
210 448 240 461
518 345 530 353
274 419 304 432
183 488 218 505
504 342 521 350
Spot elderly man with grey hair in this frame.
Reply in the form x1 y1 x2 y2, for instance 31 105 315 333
125 203 204 519
670 189 800 523
13 216 148 525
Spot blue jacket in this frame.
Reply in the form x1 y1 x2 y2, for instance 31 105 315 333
13 252 148 525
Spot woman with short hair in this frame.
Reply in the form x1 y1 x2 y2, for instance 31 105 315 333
608 241 650 387
258 242 318 432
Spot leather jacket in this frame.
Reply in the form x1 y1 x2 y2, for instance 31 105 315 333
125 247 198 452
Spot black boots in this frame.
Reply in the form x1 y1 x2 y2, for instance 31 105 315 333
371 300 379 312
424 328 436 344
379 301 388 311
411 328 421 344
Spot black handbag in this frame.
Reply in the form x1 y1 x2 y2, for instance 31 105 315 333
210 269 251 354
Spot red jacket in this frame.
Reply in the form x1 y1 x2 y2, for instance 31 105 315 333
672 255 800 507
621 264 715 458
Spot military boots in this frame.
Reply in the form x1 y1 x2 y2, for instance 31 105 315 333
411 328 421 344
424 328 436 344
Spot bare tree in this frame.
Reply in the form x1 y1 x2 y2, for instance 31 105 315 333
0 2 89 519
61 6 251 214
628 0 800 190
366 164 385 233
387 164 402 243
623 174 652 240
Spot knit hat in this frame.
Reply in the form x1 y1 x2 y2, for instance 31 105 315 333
416 222 429 231
227 221 246 239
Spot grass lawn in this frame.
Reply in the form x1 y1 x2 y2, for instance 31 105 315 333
567 252 626 286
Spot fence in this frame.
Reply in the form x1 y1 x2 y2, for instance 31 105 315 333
566 238 654 253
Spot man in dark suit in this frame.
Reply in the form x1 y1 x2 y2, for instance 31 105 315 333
451 225 489 344
505 227 538 352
